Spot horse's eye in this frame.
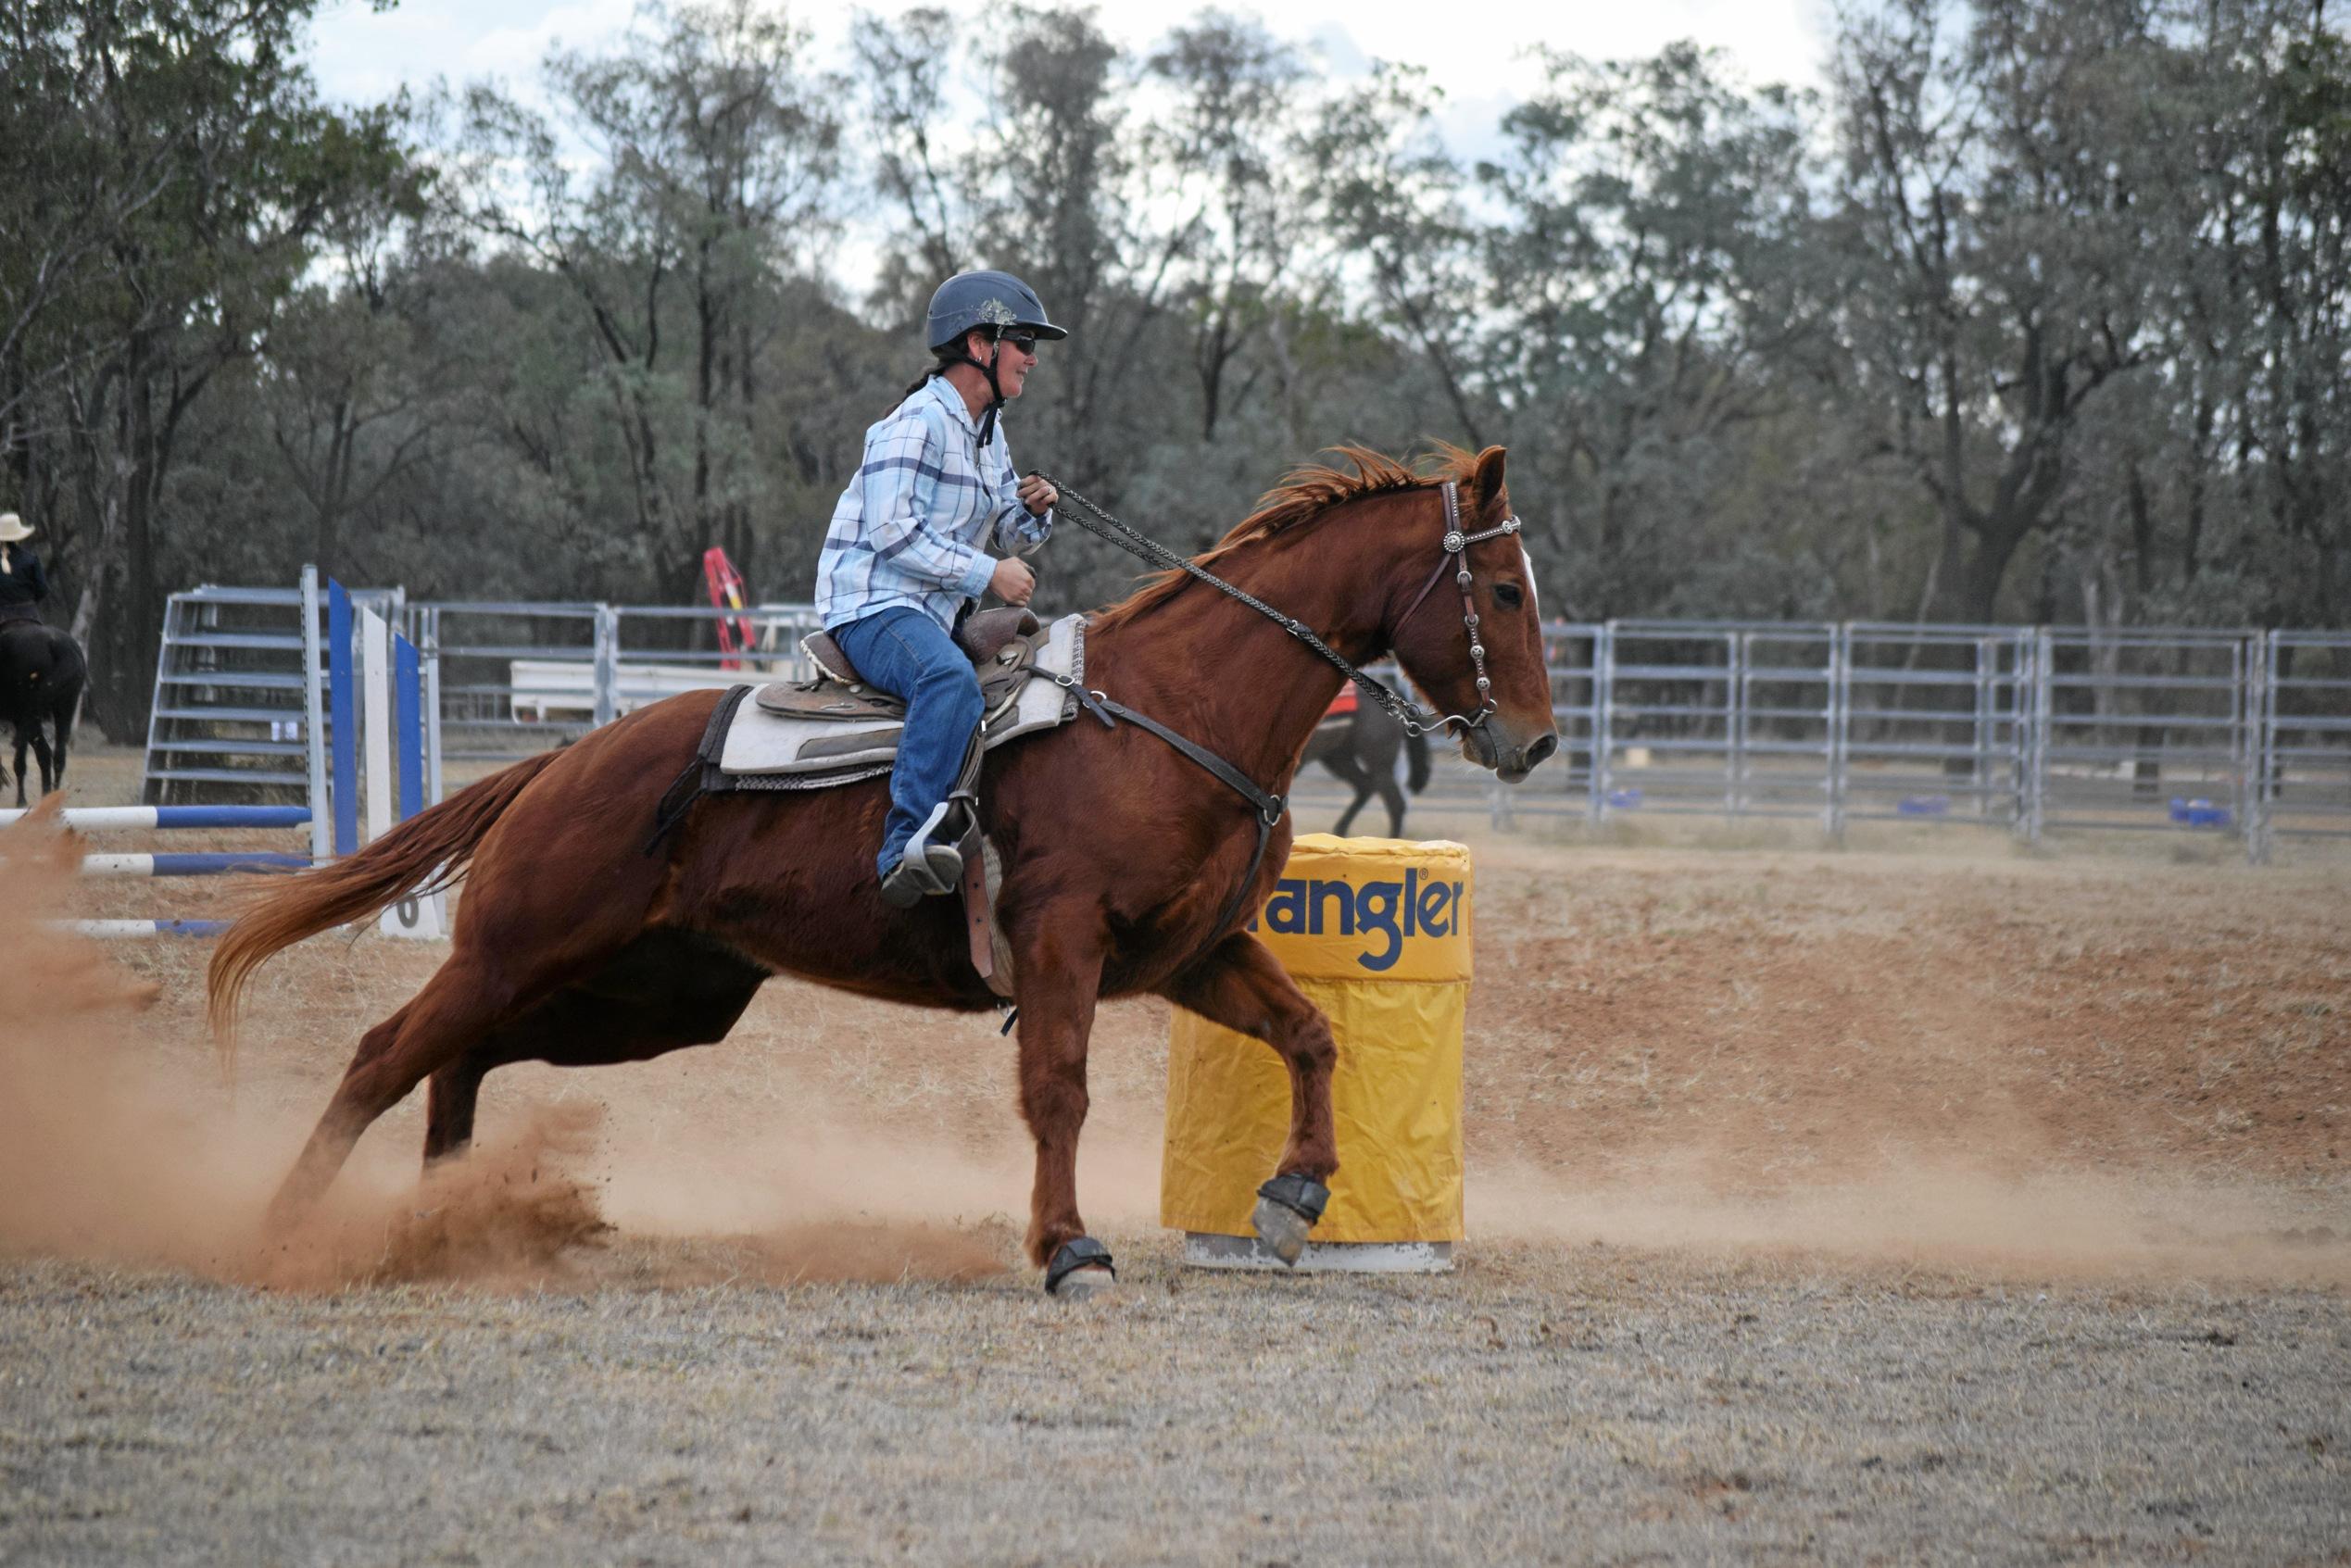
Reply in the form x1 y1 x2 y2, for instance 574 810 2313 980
1493 583 1525 609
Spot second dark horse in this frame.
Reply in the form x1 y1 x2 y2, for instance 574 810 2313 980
1301 683 1431 838
0 619 84 808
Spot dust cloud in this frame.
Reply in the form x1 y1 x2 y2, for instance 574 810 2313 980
1471 1157 2347 1285
6 801 2341 1293
0 811 1028 1289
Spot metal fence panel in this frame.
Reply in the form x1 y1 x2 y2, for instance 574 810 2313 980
2258 631 2351 858
2031 627 2256 840
411 602 604 762
1587 620 1839 824
413 600 831 764
141 581 398 809
1838 623 2030 834
609 604 826 711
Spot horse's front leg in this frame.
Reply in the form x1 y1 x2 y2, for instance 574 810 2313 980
1009 913 1113 1298
1158 932 1339 1265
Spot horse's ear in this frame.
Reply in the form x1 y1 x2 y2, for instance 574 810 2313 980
1470 445 1508 515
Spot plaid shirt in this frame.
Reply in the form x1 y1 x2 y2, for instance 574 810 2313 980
815 377 1053 631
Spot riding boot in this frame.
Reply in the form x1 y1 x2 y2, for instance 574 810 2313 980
878 726 987 908
880 800 968 907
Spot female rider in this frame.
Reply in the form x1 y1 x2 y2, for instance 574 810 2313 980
0 513 48 625
814 270 1065 906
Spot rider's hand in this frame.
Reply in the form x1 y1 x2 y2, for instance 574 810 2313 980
989 558 1037 607
1017 473 1058 516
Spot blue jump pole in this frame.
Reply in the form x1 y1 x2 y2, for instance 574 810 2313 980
0 805 313 830
61 920 234 938
95 852 311 877
395 631 423 822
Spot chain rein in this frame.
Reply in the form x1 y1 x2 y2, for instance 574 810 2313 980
1030 471 1518 739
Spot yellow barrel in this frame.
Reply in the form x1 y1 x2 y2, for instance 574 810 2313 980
1162 834 1472 1270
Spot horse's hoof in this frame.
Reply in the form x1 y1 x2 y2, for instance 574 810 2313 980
1051 1265 1117 1301
1251 1198 1314 1265
1252 1174 1332 1268
1044 1236 1115 1299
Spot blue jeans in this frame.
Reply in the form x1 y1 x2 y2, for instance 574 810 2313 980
833 607 983 878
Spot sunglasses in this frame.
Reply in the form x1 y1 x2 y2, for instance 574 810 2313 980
999 331 1042 356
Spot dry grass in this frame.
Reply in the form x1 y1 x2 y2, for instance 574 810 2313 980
3 744 2348 1563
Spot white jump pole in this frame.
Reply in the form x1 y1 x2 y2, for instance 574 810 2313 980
358 602 446 940
359 606 395 847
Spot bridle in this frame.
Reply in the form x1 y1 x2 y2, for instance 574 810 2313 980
1034 473 1524 739
985 470 1526 960
1390 480 1524 735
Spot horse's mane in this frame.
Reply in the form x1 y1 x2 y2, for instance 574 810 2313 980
1091 444 1479 630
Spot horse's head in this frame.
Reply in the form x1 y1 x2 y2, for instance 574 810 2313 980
1385 446 1558 783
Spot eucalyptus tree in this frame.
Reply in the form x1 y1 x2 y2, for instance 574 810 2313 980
1141 12 1308 443
459 0 847 600
1302 63 1490 450
851 6 966 317
2235 17 2351 627
965 4 1158 485
259 153 446 587
0 0 412 732
1476 42 1817 617
1824 0 2169 627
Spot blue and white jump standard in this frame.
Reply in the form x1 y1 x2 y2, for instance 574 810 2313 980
9 568 440 938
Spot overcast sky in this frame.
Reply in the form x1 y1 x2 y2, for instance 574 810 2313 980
307 0 1838 154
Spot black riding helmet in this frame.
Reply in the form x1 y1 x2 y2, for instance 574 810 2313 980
924 270 1066 446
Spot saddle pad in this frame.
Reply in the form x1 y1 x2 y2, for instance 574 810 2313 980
715 612 1087 783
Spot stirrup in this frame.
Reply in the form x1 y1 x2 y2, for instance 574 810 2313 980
879 800 964 908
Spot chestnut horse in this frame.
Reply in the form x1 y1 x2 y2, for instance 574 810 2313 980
207 445 1558 1293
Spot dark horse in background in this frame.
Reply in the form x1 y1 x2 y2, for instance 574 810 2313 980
1301 680 1431 837
0 619 84 808
208 446 1558 1295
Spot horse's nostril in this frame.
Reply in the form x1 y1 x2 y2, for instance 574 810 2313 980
1525 734 1558 768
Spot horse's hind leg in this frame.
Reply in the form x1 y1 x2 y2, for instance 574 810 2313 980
268 957 512 1231
1159 932 1339 1266
420 939 765 1170
26 726 54 797
1326 756 1372 834
8 732 24 809
422 1056 488 1167
1376 771 1407 837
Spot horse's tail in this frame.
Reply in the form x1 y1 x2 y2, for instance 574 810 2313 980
206 749 562 1057
1405 724 1431 794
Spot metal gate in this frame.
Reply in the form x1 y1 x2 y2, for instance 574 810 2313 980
2255 631 2351 859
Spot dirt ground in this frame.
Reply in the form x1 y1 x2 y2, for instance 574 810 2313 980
3 746 2347 1564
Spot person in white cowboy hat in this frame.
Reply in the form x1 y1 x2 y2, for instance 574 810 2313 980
0 513 46 625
